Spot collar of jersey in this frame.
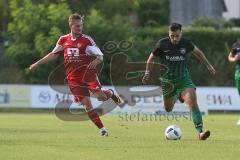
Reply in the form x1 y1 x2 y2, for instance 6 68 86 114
70 33 82 41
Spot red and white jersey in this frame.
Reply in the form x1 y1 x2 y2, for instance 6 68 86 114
51 33 103 81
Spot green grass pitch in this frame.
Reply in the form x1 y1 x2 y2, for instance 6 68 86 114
0 113 239 160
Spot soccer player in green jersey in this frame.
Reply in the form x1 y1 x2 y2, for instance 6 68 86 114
228 41 240 95
142 23 216 140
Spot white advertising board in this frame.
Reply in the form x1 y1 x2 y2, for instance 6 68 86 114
0 85 31 108
31 85 208 115
1 85 239 113
197 87 240 110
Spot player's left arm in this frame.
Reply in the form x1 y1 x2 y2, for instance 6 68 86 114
86 45 103 69
193 46 216 75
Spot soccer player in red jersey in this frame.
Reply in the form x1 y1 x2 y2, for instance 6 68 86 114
29 13 122 137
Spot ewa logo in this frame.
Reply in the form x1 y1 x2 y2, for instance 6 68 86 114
67 48 80 57
180 48 186 54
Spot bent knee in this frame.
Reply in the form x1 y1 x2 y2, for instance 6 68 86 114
165 107 173 112
185 100 198 108
164 104 174 112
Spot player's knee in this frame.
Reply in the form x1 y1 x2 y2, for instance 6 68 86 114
189 103 199 109
164 102 174 112
84 105 93 112
186 100 198 109
165 106 173 112
165 108 173 112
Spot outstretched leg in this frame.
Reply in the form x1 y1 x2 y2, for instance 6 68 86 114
81 97 108 136
181 88 210 140
235 69 240 95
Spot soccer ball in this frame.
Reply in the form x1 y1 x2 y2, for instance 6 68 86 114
165 125 182 140
237 120 240 126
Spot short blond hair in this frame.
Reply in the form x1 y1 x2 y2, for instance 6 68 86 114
68 13 84 25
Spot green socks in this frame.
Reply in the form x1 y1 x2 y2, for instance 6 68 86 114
191 108 203 133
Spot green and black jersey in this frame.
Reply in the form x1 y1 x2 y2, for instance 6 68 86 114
231 42 240 94
153 37 195 81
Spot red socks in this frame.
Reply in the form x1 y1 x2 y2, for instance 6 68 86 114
87 110 104 129
85 89 112 129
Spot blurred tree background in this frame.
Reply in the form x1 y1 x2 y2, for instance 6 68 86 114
0 0 239 86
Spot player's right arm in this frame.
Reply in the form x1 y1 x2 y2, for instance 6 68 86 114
29 53 60 71
142 53 157 84
142 40 162 84
29 37 64 71
86 45 104 69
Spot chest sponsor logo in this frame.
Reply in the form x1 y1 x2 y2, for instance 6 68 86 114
166 55 185 61
67 48 80 57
